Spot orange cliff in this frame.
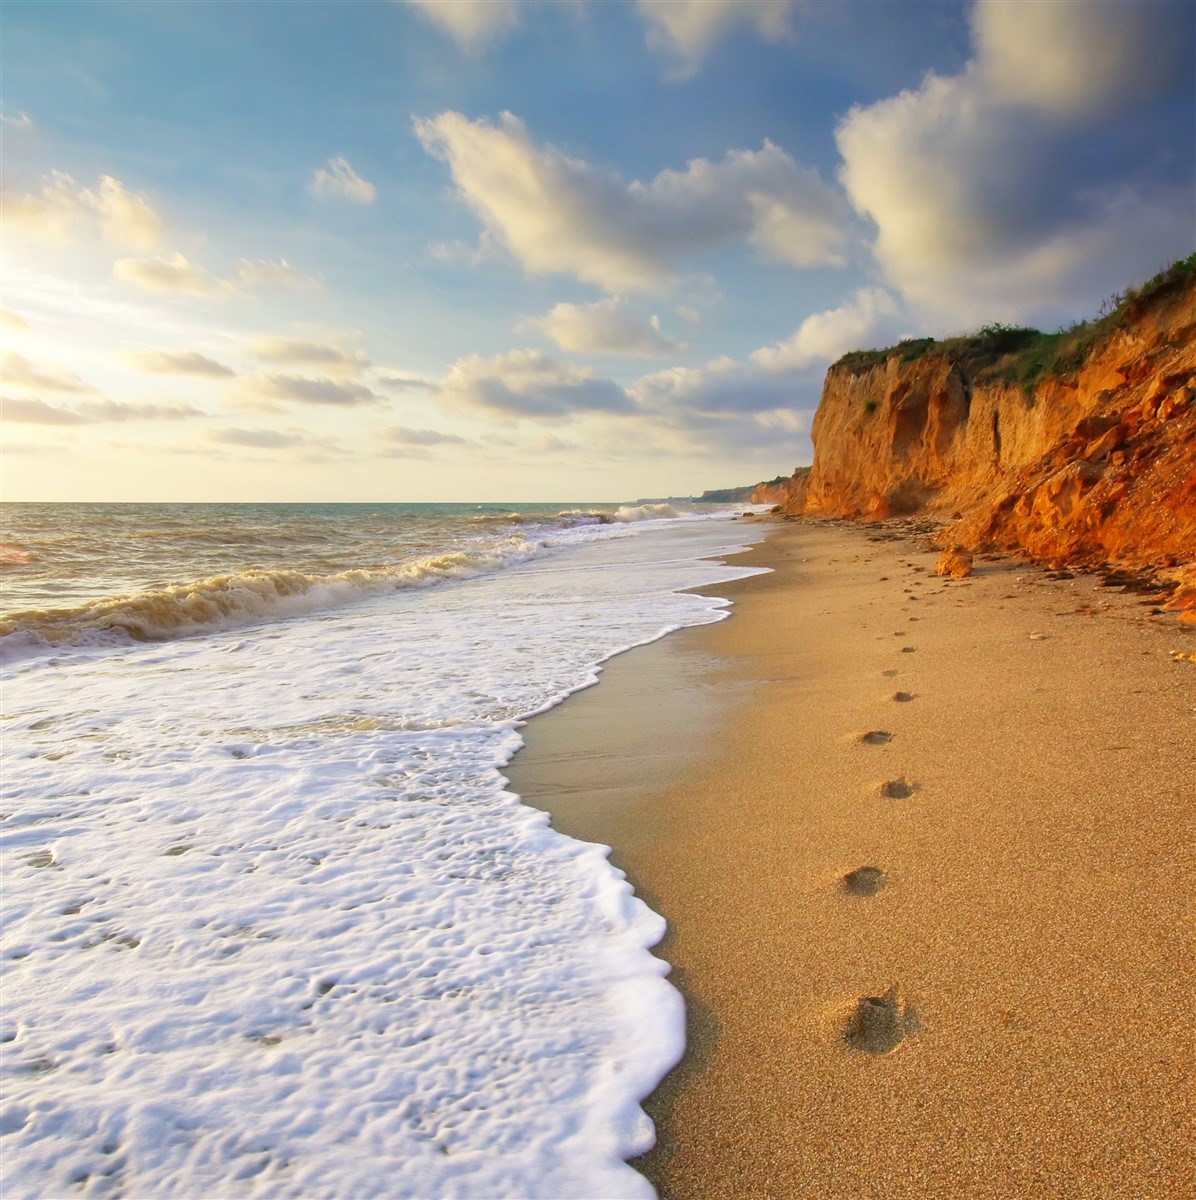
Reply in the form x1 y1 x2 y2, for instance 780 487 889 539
774 265 1196 598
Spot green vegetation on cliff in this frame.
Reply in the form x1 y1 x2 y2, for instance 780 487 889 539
834 253 1196 396
700 475 789 503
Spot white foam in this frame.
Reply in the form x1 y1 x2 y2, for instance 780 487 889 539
1 517 768 1198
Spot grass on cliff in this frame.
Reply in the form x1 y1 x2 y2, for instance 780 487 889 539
834 252 1196 396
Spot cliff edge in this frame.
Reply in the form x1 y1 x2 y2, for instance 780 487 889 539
779 259 1196 597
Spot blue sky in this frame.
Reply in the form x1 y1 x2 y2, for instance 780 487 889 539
2 0 1192 502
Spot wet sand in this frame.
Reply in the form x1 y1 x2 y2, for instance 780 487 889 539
505 518 1195 1200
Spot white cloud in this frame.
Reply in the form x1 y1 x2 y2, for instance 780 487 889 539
676 305 702 328
252 336 368 374
241 373 383 407
636 0 796 73
836 0 1195 323
128 350 236 378
2 109 33 130
439 349 633 419
236 258 318 290
402 0 520 51
529 297 687 357
114 252 232 299
309 156 377 204
3 397 200 425
112 255 314 299
3 351 99 394
750 287 902 372
415 110 845 292
5 172 163 250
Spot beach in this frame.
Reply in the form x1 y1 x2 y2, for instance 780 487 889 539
507 517 1196 1199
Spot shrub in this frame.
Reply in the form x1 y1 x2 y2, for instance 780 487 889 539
829 254 1195 395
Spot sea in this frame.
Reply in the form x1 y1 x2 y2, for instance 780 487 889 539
0 501 769 1200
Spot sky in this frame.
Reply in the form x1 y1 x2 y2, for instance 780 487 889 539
2 0 1193 503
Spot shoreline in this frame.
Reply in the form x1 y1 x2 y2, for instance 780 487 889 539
505 517 1195 1199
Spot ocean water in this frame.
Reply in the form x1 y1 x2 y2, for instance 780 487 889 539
1 502 768 1199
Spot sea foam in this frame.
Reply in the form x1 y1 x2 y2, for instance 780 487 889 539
1 515 768 1198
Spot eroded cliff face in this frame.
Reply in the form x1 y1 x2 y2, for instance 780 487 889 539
784 274 1196 589
750 470 807 507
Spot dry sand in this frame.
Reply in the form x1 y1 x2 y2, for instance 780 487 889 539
505 518 1196 1200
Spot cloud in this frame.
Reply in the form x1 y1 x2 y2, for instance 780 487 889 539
310 156 377 204
428 234 502 266
3 352 98 394
252 335 367 374
415 111 845 292
209 428 308 449
374 372 436 392
128 350 236 378
114 252 231 298
973 0 1189 120
402 0 519 50
5 171 163 249
241 373 383 407
2 109 33 130
631 355 810 417
236 258 318 290
528 297 687 357
382 425 469 446
750 287 903 372
111 255 314 300
1 308 31 332
2 397 200 425
836 0 1195 323
439 349 634 419
399 1 798 72
636 0 796 73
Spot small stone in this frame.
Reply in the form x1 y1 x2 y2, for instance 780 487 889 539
843 866 887 897
935 547 973 578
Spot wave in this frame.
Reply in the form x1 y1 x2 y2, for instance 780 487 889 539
0 536 543 656
613 503 680 521
0 543 36 565
554 504 681 526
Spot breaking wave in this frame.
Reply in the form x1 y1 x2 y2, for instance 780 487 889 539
556 504 681 525
0 536 543 654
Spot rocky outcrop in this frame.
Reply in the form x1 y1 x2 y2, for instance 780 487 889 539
751 468 808 507
779 267 1196 593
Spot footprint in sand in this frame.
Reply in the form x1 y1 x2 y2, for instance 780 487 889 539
891 691 914 702
859 730 893 746
881 669 899 678
901 646 917 653
880 777 915 798
846 984 920 1054
842 866 887 897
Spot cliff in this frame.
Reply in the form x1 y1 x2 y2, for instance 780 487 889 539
699 484 759 503
749 473 804 506
780 259 1196 597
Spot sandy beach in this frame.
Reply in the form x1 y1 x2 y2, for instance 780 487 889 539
506 517 1196 1200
